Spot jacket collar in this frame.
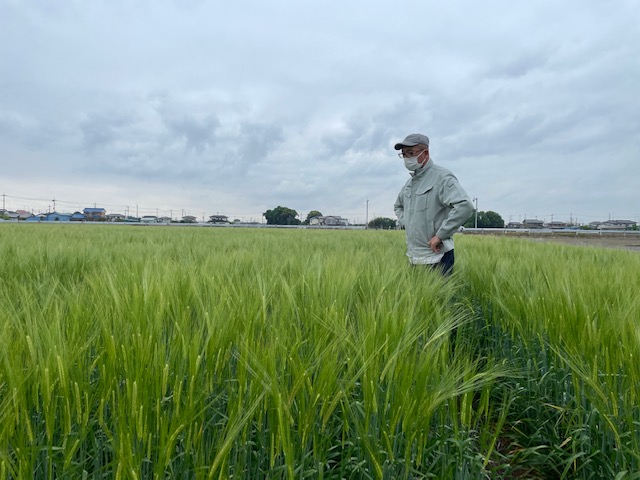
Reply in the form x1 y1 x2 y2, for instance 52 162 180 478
409 157 433 178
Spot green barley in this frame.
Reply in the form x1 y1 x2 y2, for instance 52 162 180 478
2 224 637 477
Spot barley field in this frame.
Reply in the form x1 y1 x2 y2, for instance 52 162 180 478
0 224 638 479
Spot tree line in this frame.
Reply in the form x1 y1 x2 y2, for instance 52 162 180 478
262 205 505 229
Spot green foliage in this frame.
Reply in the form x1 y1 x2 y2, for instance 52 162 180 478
456 235 640 477
0 225 506 478
303 210 323 225
464 210 505 228
463 215 475 228
263 205 301 225
367 217 397 229
0 225 638 478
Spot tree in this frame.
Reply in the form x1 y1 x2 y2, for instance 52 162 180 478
263 206 301 225
304 210 323 225
463 210 505 228
463 210 480 228
484 211 505 228
368 217 397 229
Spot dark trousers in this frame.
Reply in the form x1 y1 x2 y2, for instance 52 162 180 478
431 249 454 276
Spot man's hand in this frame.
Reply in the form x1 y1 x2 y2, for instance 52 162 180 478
428 236 443 253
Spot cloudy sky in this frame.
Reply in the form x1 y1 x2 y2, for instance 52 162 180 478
1 0 639 224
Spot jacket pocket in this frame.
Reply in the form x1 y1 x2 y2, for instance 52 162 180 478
415 185 433 212
414 220 436 247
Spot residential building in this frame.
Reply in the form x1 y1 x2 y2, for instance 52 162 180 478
547 221 568 229
522 218 545 229
83 207 106 220
325 216 349 226
309 215 349 226
209 215 229 223
16 210 32 220
598 220 637 230
45 212 72 222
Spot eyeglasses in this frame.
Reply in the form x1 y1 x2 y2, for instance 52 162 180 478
397 149 425 159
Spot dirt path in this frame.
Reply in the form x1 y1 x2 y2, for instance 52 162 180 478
465 231 640 252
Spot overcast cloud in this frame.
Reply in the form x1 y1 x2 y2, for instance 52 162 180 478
1 0 639 223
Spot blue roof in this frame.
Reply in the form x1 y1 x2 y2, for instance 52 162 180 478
83 208 106 212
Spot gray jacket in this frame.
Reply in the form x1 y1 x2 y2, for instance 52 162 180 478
394 159 473 264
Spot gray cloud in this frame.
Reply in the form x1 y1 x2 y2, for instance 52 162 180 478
1 0 639 223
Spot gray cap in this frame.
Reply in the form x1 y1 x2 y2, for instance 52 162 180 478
394 133 430 150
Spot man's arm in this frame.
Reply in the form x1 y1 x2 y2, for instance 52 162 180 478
435 178 474 240
393 192 405 228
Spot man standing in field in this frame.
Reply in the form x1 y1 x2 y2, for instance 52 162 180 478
393 133 473 275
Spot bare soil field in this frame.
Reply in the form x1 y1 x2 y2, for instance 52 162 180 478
465 231 640 252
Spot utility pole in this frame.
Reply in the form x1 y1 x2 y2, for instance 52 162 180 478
2 193 5 211
365 198 369 229
473 197 478 228
52 198 56 212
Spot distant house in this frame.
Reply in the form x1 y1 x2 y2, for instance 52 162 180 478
44 212 72 222
6 210 32 220
140 215 158 224
182 215 197 223
71 212 86 221
25 214 45 222
83 207 106 220
106 213 125 222
16 210 32 220
547 221 568 229
506 221 522 229
599 220 637 230
209 215 229 223
309 215 349 226
522 219 545 229
325 216 349 226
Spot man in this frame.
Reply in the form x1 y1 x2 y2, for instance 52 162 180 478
393 133 473 275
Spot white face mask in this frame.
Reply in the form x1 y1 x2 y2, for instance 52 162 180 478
403 152 424 171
